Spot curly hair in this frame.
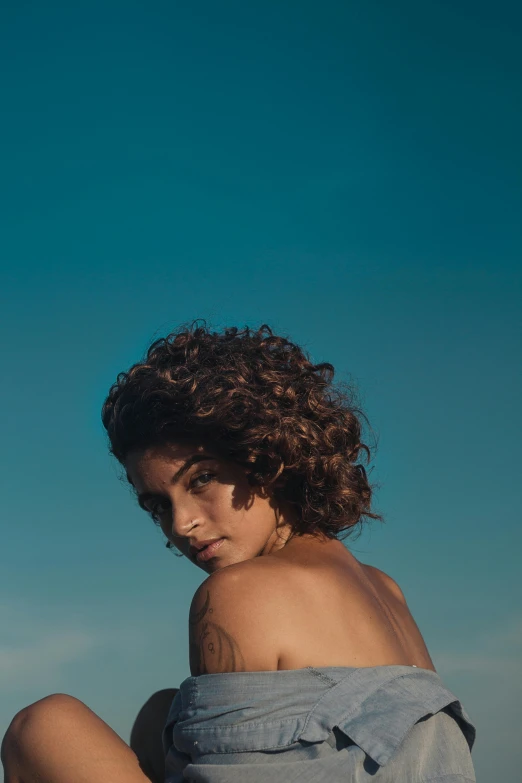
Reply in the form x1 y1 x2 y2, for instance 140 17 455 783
101 323 381 539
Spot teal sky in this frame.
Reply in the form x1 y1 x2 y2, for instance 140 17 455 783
1 2 521 780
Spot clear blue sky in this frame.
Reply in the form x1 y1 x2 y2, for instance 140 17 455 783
1 1 521 779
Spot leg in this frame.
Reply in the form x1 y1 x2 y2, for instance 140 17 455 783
1 693 151 783
130 689 178 783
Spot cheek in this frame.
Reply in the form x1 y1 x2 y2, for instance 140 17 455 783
237 498 277 539
199 482 237 522
203 479 275 535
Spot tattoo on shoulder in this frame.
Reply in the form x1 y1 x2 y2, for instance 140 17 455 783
189 589 246 676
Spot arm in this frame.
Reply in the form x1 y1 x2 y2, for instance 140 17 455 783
189 585 246 675
188 563 282 675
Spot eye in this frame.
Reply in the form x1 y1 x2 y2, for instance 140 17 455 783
144 498 171 522
190 471 215 490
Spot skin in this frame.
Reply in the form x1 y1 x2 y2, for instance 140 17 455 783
2 439 434 783
124 442 435 676
129 689 178 781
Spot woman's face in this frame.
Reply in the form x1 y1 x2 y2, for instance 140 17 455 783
124 442 293 573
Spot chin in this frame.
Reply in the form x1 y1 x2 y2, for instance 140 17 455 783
203 551 251 573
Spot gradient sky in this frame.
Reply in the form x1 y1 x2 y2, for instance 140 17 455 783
1 1 521 780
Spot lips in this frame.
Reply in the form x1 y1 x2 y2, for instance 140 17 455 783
191 538 225 562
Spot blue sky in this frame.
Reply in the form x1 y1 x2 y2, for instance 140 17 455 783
1 1 521 779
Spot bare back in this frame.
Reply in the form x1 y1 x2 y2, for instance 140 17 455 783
189 536 435 676
271 537 435 671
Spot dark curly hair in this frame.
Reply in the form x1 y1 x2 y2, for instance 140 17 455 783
102 323 381 539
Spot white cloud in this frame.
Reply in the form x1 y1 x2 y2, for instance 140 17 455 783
0 601 147 692
433 612 522 682
435 650 521 679
0 630 98 686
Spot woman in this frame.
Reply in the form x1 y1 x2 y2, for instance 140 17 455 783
1 324 476 783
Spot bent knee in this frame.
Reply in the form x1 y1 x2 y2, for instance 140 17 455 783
3 694 89 753
11 694 87 727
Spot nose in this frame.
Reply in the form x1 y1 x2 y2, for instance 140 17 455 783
168 501 200 539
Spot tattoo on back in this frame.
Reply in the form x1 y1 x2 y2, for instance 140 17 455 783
189 590 246 675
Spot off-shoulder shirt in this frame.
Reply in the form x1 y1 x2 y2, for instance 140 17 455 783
162 664 476 782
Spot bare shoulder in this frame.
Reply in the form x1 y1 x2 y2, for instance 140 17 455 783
361 563 407 603
188 560 287 676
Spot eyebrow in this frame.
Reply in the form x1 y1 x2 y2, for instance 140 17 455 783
137 454 214 508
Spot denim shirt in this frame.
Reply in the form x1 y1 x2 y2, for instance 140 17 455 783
162 665 476 782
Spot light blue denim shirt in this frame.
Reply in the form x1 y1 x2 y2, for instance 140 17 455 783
163 665 476 782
